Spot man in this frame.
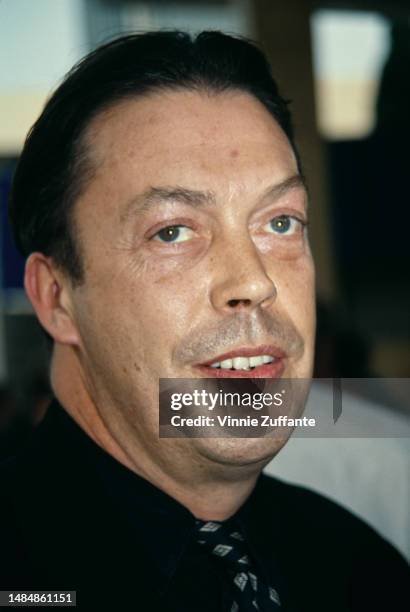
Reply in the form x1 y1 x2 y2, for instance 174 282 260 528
1 31 408 611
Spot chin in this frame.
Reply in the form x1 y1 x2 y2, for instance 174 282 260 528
193 436 290 470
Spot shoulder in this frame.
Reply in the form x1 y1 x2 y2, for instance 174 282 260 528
0 406 119 591
257 473 409 607
258 471 403 549
0 453 35 587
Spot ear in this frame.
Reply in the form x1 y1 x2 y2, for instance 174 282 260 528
24 252 81 345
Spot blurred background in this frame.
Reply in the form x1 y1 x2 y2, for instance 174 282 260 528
0 0 409 448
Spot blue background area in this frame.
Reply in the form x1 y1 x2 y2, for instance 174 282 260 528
1 161 25 288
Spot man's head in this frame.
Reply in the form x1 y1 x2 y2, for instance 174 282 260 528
10 31 315 475
10 31 298 282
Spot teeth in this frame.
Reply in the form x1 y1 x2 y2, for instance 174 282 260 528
220 359 233 369
249 356 264 367
210 354 275 370
233 357 250 370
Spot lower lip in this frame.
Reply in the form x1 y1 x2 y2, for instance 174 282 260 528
196 359 285 379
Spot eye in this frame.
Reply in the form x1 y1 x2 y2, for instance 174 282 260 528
152 225 195 243
264 215 303 236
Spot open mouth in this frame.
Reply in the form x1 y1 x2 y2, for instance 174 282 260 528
196 347 286 378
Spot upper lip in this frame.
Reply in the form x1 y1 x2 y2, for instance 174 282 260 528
198 345 287 366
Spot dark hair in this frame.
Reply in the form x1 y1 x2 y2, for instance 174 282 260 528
9 30 298 284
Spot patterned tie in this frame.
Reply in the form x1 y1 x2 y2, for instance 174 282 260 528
195 520 281 611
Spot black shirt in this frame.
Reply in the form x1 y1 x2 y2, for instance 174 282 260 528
1 400 408 611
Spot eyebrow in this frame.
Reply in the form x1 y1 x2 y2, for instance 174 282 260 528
120 173 305 224
260 174 306 202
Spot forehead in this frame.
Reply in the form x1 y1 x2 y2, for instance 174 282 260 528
88 89 295 176
78 90 299 225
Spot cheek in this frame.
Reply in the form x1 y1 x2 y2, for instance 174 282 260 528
118 264 205 350
275 255 316 332
78 240 208 350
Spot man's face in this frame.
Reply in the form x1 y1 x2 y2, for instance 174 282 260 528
67 90 315 466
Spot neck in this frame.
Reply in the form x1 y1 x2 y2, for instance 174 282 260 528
51 344 264 521
166 475 259 521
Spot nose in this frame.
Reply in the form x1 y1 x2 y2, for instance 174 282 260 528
210 236 277 314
